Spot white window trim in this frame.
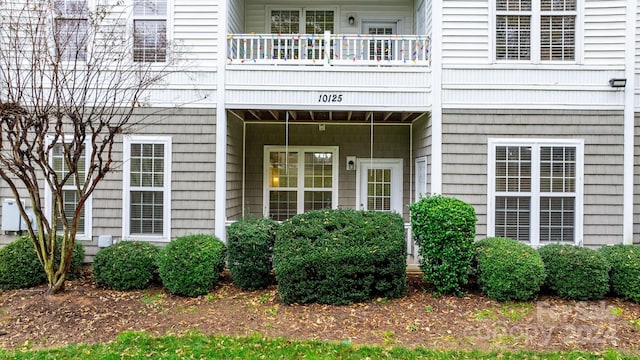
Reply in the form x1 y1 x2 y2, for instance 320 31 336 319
131 0 172 64
415 156 427 202
487 138 584 246
263 145 339 218
491 0 583 64
122 135 172 242
265 6 340 34
44 137 93 241
355 158 404 214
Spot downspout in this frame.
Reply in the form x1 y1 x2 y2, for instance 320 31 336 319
623 0 637 244
430 0 443 195
215 0 229 241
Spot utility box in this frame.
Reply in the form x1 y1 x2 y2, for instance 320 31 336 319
1 199 29 232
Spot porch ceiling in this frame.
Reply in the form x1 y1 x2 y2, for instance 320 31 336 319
229 109 426 123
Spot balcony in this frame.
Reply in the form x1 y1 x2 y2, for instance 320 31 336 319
227 32 430 66
225 32 432 113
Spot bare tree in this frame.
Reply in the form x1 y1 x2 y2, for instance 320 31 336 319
0 0 172 294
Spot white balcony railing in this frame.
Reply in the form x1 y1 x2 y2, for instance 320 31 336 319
227 31 430 66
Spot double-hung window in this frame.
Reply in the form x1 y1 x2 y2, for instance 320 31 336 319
55 0 88 62
264 146 339 221
269 8 335 60
488 139 583 246
133 0 167 62
123 136 171 241
45 140 92 240
495 0 576 61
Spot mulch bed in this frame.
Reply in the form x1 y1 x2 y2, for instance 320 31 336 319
1 270 639 354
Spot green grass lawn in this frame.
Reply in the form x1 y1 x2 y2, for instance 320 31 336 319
0 331 635 360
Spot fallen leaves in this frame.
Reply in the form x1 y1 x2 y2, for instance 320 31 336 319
0 272 639 353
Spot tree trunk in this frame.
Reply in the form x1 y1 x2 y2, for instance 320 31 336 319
45 274 67 295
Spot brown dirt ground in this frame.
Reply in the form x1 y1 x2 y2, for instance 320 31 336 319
1 268 640 354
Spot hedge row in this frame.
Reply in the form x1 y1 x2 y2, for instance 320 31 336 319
0 235 84 290
472 239 640 303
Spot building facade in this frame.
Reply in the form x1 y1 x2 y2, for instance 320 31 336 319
0 0 638 263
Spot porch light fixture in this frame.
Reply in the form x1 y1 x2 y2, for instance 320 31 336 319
609 78 627 88
348 15 355 26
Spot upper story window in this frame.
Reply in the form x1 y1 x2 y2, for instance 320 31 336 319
270 8 335 34
55 0 88 62
495 0 576 62
133 0 167 62
487 139 583 246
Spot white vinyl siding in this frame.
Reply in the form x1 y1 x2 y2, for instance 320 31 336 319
123 135 172 242
263 146 339 221
488 138 584 246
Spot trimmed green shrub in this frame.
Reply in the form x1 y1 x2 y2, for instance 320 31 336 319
599 245 640 302
93 241 160 291
274 209 407 305
538 244 610 300
0 235 85 290
227 218 278 290
156 234 226 297
474 237 546 301
410 195 477 296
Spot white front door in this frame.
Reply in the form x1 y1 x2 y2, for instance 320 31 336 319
356 158 403 214
362 21 397 60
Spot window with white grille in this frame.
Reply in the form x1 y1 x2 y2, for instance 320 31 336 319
55 0 88 62
488 139 583 246
133 0 167 62
264 146 338 221
45 140 93 240
123 136 172 241
495 0 576 62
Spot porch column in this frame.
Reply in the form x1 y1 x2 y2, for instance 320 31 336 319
623 0 637 244
215 0 229 242
431 0 443 195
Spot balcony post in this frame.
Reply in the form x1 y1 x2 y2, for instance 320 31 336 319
324 30 331 66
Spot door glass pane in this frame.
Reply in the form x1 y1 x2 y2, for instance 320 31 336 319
367 168 392 211
368 26 394 61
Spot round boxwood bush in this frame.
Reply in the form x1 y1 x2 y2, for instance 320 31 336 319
599 245 640 302
227 218 278 290
156 234 226 297
474 237 546 301
0 235 85 290
538 244 610 300
274 209 407 305
93 241 160 290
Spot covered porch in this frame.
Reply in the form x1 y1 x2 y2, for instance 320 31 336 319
224 108 431 267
